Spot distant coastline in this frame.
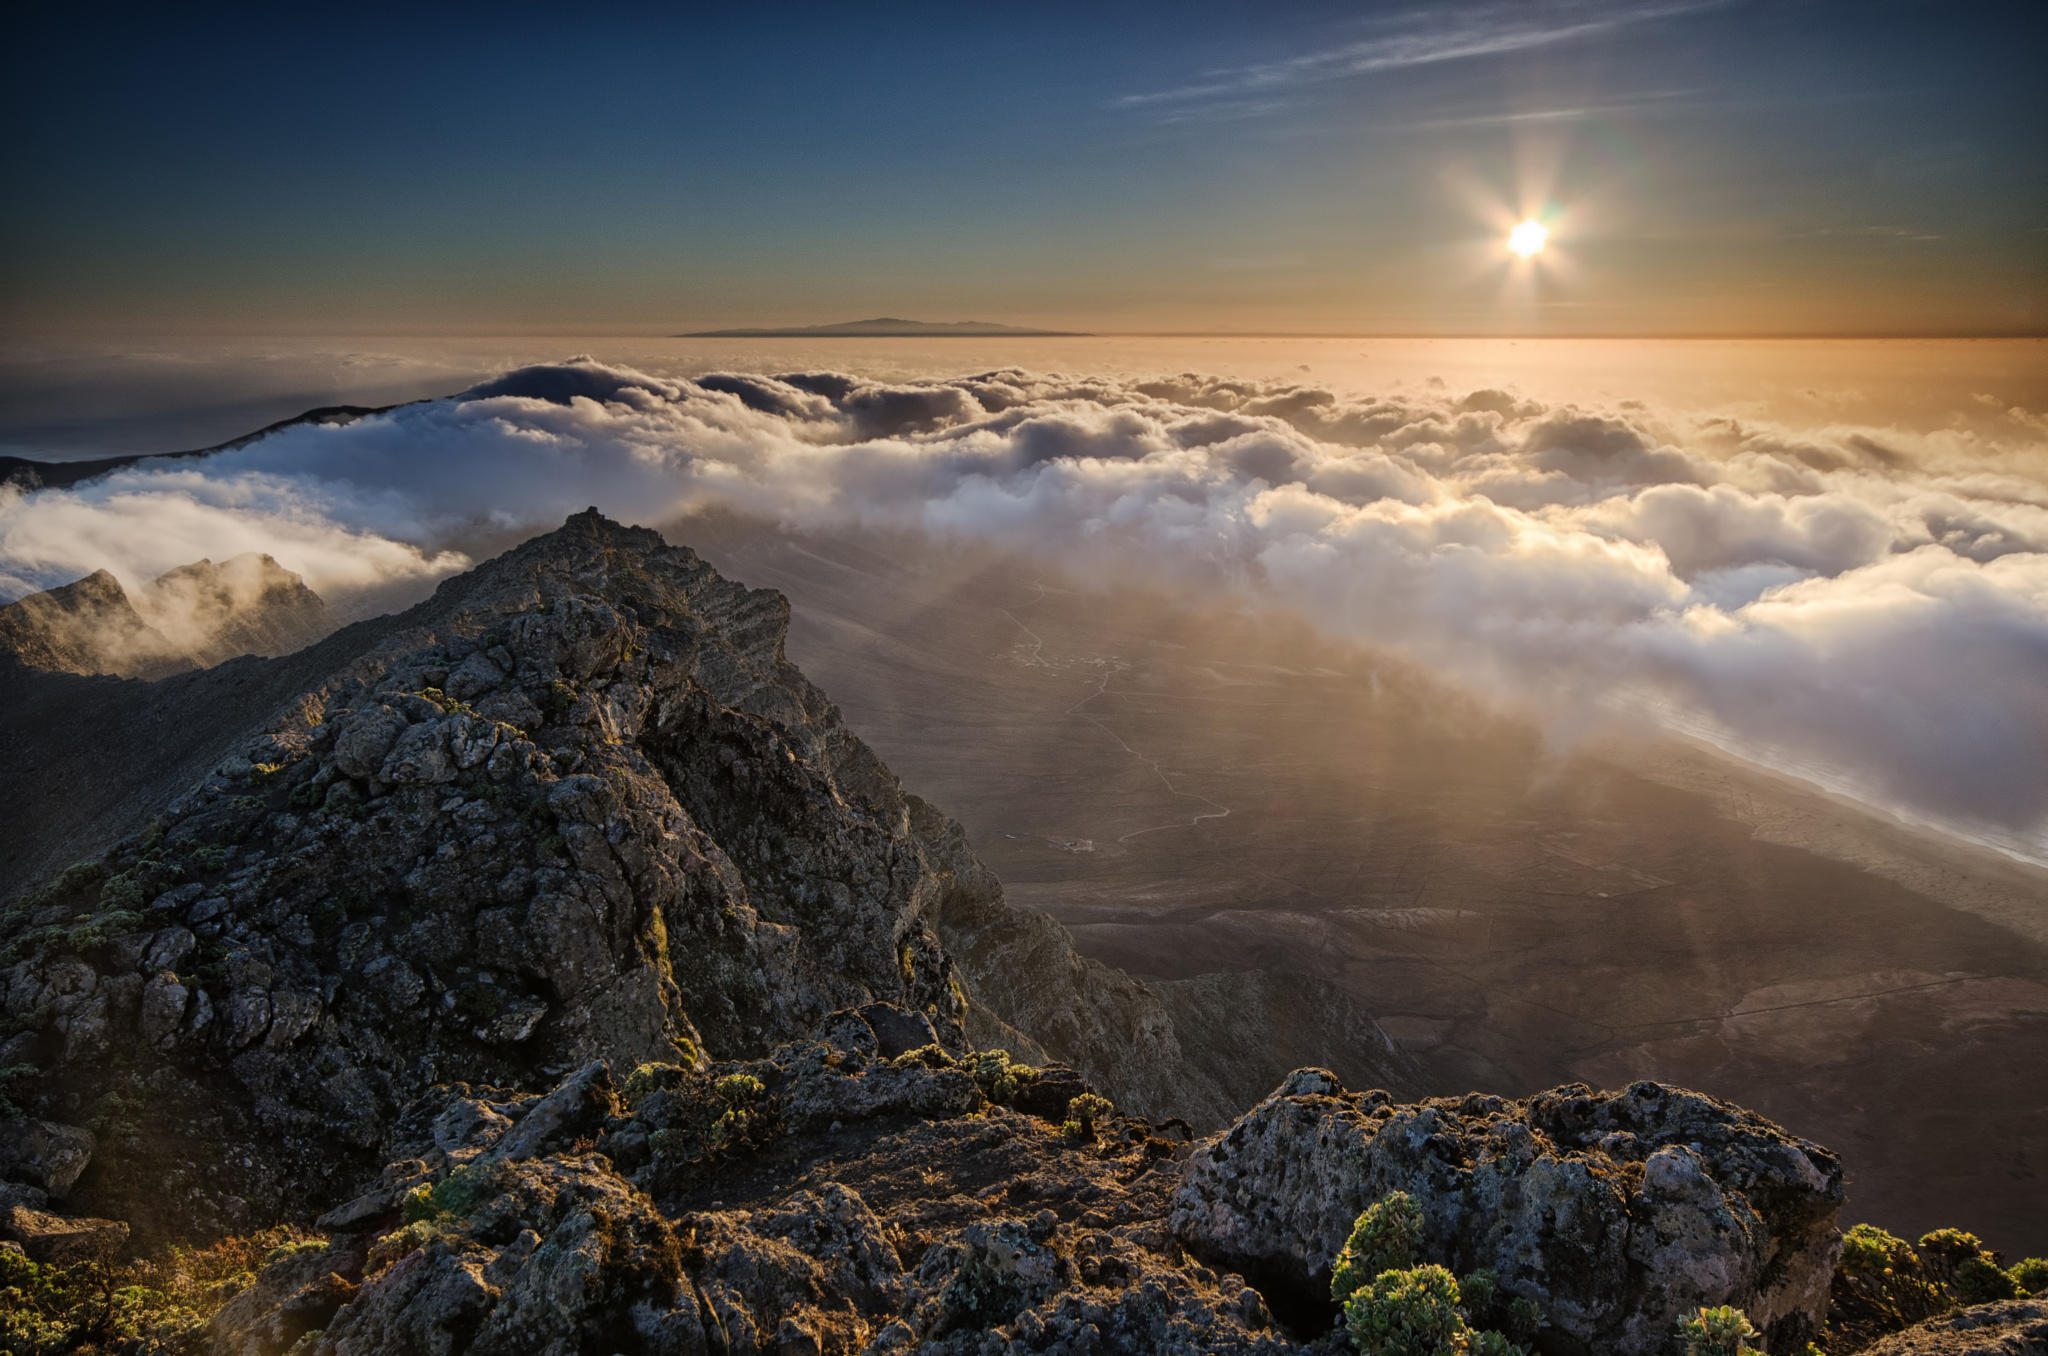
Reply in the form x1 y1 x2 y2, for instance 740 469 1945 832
677 317 1087 338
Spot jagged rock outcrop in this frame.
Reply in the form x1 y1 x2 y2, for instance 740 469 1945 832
1 513 981 1236
1861 1299 2048 1355
207 1012 1312 1356
0 553 330 678
1168 1070 1845 1354
206 1025 1853 1355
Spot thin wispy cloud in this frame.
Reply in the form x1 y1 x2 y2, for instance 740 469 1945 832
1116 0 1730 117
1381 88 1704 132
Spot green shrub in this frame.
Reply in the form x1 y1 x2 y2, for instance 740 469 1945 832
397 1160 500 1229
1501 1297 1544 1346
2011 1257 2048 1295
1343 1264 1470 1356
709 1073 767 1147
1331 1192 1424 1305
1677 1305 1760 1356
1455 1268 1539 1348
889 1043 956 1071
623 1061 689 1109
1061 1092 1114 1142
0 1222 315 1353
98 872 148 911
972 1049 1019 1103
1470 1331 1525 1356
1458 1268 1497 1313
1955 1255 2020 1303
1831 1221 1951 1344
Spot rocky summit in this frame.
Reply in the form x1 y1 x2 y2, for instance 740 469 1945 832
0 511 2033 1353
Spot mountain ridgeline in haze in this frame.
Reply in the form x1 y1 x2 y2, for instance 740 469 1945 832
0 554 329 679
0 512 2042 1353
676 318 1088 338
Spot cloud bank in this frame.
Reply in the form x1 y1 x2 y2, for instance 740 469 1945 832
3 358 2045 861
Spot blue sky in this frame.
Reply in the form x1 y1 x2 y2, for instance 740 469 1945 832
3 0 2043 334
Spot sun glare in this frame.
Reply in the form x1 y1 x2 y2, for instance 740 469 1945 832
1508 219 1548 258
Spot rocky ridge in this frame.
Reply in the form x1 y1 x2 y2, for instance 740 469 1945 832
0 511 1409 1241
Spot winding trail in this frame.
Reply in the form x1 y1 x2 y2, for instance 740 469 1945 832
1000 582 1231 844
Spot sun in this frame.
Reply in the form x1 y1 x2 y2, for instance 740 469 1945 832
1508 219 1548 258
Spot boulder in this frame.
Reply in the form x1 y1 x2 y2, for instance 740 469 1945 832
1169 1073 1844 1354
0 1118 95 1197
490 1060 616 1162
0 1204 128 1265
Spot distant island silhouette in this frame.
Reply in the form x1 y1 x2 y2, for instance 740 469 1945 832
677 317 1087 338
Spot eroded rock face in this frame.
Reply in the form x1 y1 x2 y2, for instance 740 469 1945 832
1168 1070 1845 1355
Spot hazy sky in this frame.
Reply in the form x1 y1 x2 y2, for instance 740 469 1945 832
4 0 2044 337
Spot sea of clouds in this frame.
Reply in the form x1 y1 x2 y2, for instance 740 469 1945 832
3 357 2044 859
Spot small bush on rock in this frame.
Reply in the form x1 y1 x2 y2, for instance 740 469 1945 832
1331 1192 1423 1304
2011 1256 2048 1294
1676 1305 1760 1356
1343 1264 1471 1356
623 1060 689 1109
1061 1092 1113 1142
1 1223 317 1353
972 1049 1019 1103
1331 1204 1533 1356
710 1072 767 1147
1916 1228 1990 1287
1829 1222 1951 1347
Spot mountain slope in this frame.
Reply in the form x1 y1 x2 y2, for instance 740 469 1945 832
0 511 1413 1243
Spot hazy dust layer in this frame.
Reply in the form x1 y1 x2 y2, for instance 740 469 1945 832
677 512 2048 1257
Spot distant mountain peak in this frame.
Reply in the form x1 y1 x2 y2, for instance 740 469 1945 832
677 317 1087 338
0 552 329 678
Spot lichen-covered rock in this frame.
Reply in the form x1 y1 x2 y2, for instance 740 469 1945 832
207 1240 360 1356
1861 1298 2048 1356
1169 1071 1844 1354
210 1027 1302 1356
